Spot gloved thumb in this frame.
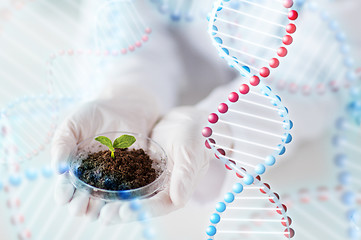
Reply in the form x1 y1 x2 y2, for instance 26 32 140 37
117 187 176 222
151 106 210 207
168 146 209 207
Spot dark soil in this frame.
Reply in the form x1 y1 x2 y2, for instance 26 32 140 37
74 148 157 191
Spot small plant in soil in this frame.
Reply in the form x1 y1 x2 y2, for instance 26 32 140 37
74 134 157 191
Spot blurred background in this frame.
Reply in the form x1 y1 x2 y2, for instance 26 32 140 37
0 0 360 239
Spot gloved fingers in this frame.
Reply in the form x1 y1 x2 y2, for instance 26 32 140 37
54 174 75 205
118 188 177 222
68 190 90 216
168 148 205 207
151 107 212 206
85 198 106 222
99 202 123 225
151 107 199 169
51 119 78 173
191 158 228 204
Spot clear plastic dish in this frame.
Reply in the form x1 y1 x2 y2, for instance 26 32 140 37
67 131 168 201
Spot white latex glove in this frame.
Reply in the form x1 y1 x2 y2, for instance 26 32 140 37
51 83 160 221
99 106 232 224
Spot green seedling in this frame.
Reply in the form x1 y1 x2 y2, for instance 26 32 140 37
95 134 136 159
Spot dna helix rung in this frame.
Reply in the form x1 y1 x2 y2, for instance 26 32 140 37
231 186 358 239
202 81 293 181
204 0 298 238
206 176 295 239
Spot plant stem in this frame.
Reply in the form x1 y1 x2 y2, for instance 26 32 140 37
111 151 115 159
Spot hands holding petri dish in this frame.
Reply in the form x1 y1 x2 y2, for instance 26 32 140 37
51 82 232 224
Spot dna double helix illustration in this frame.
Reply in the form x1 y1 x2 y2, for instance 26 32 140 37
203 0 359 239
95 0 151 54
232 186 358 239
267 0 357 95
206 176 295 239
1 1 157 239
1 165 156 240
203 0 298 239
333 86 361 240
0 95 57 164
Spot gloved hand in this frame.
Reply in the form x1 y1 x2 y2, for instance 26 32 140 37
97 106 232 224
51 83 160 221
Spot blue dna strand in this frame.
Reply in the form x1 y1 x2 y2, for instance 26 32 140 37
206 176 295 239
267 0 357 95
281 186 358 239
208 0 298 81
1 164 157 240
149 0 216 22
95 0 152 54
346 84 361 126
333 91 361 239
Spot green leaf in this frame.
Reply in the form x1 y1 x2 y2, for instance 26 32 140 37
95 136 114 152
113 135 136 149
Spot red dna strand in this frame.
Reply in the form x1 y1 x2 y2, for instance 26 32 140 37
47 0 153 103
208 0 298 82
95 0 151 55
202 80 293 182
268 0 357 95
0 0 37 35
